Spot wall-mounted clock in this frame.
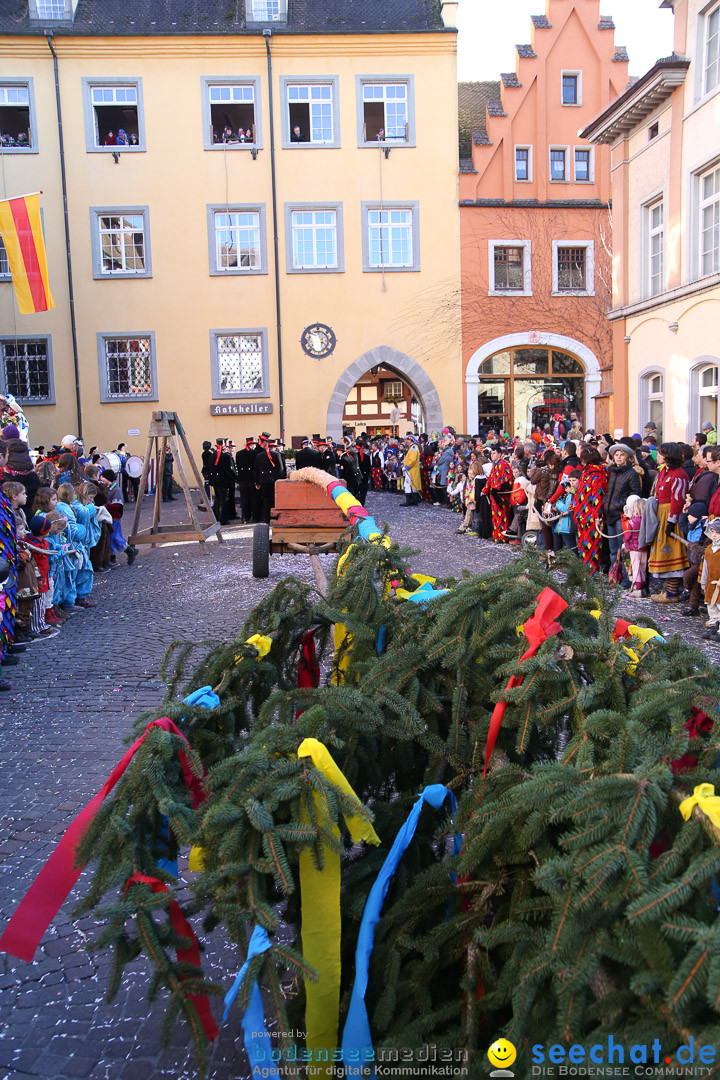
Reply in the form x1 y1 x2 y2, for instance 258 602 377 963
300 322 336 359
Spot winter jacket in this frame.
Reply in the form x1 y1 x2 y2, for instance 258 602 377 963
602 463 641 525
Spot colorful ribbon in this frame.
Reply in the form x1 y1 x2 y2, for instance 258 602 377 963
125 873 218 1042
297 738 380 1076
0 717 204 963
341 785 456 1073
590 608 664 673
223 924 279 1078
245 633 272 659
179 686 220 872
679 784 720 830
484 588 567 777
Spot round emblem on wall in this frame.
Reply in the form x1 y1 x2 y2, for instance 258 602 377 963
300 322 336 359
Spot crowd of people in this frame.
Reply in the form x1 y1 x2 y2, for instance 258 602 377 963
0 429 139 692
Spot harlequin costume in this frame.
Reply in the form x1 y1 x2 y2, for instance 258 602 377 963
0 489 17 659
573 463 607 573
486 457 513 542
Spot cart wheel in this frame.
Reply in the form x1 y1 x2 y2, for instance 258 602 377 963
253 523 270 578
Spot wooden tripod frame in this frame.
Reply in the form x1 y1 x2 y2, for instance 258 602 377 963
128 411 224 552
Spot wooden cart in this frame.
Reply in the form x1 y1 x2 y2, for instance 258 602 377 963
252 479 349 590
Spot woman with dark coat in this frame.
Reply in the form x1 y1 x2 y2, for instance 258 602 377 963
529 451 560 554
602 445 642 579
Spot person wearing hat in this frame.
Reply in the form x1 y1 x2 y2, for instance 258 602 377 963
208 439 236 525
320 439 337 477
200 440 214 504
235 437 258 523
295 438 322 472
253 434 283 524
703 420 717 446
600 444 642 583
273 440 287 479
338 438 361 499
355 439 371 505
648 442 689 602
401 434 422 506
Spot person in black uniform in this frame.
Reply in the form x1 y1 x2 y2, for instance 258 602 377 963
225 440 238 520
273 440 287 479
235 436 257 523
338 438 361 499
295 437 322 471
254 434 283 524
355 439 371 506
320 439 337 477
209 439 236 524
200 440 214 504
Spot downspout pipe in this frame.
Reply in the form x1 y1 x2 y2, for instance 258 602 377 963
47 34 83 440
264 29 285 441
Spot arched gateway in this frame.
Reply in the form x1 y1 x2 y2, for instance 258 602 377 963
325 346 443 440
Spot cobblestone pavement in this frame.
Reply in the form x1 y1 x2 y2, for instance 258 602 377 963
1 489 716 1080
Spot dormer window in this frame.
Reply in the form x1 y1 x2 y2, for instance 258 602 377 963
246 0 287 22
29 0 75 20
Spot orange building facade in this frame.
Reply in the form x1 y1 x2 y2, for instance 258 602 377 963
459 0 629 439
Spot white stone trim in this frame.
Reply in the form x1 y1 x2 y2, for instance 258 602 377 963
465 332 602 434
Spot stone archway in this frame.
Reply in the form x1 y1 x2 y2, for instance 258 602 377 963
325 346 443 439
465 332 602 434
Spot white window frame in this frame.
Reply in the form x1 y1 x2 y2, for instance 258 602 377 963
694 360 720 434
355 76 415 147
284 203 344 273
642 195 664 298
561 70 582 107
201 77 263 151
573 146 594 183
697 159 720 278
514 144 532 182
0 79 38 154
97 333 158 403
552 240 595 296
0 233 10 279
549 145 569 183
487 239 532 297
702 1 720 98
361 202 420 273
245 0 287 23
280 76 340 149
81 77 145 153
639 367 665 440
90 206 152 280
210 328 269 399
0 335 55 405
206 204 268 276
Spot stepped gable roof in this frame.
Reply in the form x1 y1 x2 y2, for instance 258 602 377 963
598 15 615 29
500 72 521 88
0 0 449 36
531 14 551 28
516 43 536 59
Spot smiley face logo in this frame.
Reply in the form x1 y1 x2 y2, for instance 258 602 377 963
488 1038 517 1073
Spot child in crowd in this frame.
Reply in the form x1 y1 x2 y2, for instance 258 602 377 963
45 508 79 615
56 482 95 608
622 494 648 599
102 470 137 566
2 481 35 639
457 465 479 535
700 518 720 641
26 515 59 636
552 471 581 551
502 465 532 543
447 465 466 514
91 486 113 571
71 483 100 604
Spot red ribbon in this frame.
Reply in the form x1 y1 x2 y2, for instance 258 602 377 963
483 587 567 777
297 629 320 690
613 618 632 641
125 874 218 1042
0 718 205 963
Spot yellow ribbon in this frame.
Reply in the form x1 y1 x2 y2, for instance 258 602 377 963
679 784 720 830
589 608 661 672
188 845 205 871
297 738 380 1075
245 633 272 658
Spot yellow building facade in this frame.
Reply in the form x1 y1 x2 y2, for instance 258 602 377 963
0 2 460 456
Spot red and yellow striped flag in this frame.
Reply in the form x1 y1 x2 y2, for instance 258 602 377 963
0 193 54 314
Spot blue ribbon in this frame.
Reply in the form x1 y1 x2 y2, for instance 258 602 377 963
341 784 457 1071
406 581 449 604
223 925 279 1078
357 517 382 542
